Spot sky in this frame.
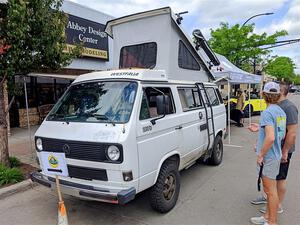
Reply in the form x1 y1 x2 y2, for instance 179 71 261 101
70 0 300 74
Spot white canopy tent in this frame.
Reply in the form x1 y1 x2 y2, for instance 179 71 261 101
212 54 263 144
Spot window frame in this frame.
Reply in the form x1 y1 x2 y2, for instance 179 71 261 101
119 42 157 69
139 86 176 121
46 80 138 124
205 87 220 107
215 88 224 104
178 40 201 71
177 86 204 112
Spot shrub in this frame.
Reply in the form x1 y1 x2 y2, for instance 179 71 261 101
9 156 21 168
0 167 24 186
0 164 6 173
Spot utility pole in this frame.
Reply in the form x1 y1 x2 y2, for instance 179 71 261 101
241 12 274 74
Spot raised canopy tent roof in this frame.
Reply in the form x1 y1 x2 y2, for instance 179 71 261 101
212 54 262 84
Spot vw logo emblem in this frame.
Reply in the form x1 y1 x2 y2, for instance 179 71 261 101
62 144 71 155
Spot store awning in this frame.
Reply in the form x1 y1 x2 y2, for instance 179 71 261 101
28 73 78 80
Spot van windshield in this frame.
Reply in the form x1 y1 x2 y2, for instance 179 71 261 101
47 81 137 124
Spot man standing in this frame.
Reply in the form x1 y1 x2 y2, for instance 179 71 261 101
257 83 298 214
235 89 245 127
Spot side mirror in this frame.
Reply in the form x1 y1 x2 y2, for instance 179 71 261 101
156 95 172 115
156 95 165 115
150 95 172 125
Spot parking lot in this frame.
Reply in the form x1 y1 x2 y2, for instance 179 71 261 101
1 95 300 225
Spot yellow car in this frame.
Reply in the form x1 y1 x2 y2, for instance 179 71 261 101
226 94 267 116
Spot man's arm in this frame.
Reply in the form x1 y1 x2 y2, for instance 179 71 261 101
282 124 297 161
282 104 298 161
257 125 275 165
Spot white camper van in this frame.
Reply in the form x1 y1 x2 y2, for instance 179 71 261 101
31 7 227 213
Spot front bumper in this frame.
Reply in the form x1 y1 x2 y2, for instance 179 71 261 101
30 171 136 205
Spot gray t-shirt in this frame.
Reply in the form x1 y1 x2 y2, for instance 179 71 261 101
278 99 298 153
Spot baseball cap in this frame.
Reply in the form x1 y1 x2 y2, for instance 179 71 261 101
263 82 280 94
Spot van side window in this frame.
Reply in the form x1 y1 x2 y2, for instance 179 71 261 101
215 88 224 104
205 88 219 106
120 42 157 69
139 92 150 120
178 87 202 111
139 87 175 120
178 40 200 71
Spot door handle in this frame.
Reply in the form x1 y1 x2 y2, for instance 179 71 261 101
199 112 203 120
175 126 183 130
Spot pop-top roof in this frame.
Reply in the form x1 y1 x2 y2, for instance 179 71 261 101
105 7 172 38
105 7 215 81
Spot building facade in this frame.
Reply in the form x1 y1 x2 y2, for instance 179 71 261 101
5 0 114 129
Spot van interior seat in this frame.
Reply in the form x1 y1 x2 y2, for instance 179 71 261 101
149 107 158 117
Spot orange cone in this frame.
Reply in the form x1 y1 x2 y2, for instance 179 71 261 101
56 176 69 225
58 201 68 225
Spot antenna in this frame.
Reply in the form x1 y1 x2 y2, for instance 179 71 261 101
175 11 188 25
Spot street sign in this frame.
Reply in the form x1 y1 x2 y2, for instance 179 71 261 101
40 152 69 177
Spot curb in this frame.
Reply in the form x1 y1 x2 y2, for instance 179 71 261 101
0 179 38 199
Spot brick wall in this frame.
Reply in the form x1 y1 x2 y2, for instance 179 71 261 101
18 107 40 128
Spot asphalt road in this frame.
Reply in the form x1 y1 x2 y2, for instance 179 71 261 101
1 95 300 225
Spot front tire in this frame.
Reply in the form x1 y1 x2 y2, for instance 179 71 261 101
207 135 223 165
150 160 180 213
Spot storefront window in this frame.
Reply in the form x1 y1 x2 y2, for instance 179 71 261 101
14 76 72 109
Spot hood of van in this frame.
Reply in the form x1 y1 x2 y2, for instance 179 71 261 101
35 121 124 143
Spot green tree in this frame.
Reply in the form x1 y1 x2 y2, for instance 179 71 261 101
292 75 300 85
265 56 296 82
208 22 287 71
0 0 81 166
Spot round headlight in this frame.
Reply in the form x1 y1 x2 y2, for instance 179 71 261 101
106 145 120 161
36 138 43 151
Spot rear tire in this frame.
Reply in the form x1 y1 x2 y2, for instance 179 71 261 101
207 135 223 165
150 160 180 213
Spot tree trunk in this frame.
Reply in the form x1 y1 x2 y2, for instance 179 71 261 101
0 77 9 167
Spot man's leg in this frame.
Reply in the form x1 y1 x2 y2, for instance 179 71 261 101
276 153 291 209
262 176 278 225
277 180 286 209
237 111 243 127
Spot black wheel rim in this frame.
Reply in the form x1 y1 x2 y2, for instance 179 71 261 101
215 142 222 159
163 174 176 201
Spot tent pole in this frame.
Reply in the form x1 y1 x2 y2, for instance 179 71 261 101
24 77 33 159
260 75 264 111
228 80 231 144
248 83 251 126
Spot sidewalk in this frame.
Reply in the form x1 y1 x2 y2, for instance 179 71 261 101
8 125 39 167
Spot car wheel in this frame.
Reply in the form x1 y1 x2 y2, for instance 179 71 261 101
150 160 180 213
207 135 223 166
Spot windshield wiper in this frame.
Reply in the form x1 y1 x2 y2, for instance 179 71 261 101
47 113 69 124
91 113 116 126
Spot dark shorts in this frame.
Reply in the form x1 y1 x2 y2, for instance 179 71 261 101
276 153 293 180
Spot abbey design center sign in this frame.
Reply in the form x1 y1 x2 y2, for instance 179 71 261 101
65 14 109 60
